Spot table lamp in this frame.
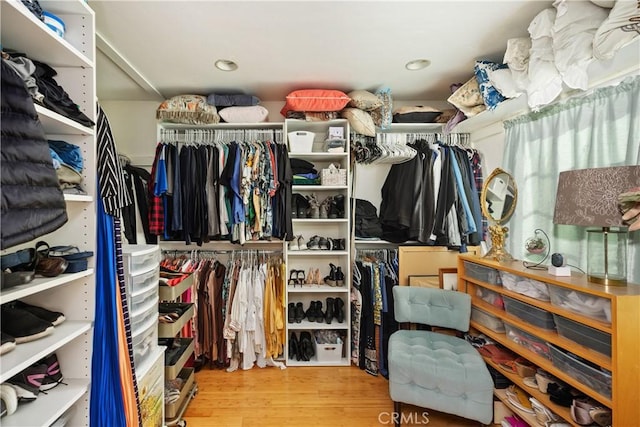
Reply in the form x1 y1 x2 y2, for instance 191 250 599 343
553 165 640 286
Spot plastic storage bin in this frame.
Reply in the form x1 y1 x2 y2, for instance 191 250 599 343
549 344 612 398
475 287 504 309
288 131 315 153
122 244 161 277
131 285 158 315
471 307 505 333
549 285 611 324
553 314 611 357
131 297 159 335
127 267 159 296
503 296 556 330
463 261 502 285
504 321 551 360
133 317 158 367
500 271 550 301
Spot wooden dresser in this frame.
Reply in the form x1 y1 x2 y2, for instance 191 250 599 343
458 254 640 426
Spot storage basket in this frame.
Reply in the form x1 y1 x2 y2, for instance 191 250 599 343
463 261 502 285
553 314 611 356
321 166 347 186
288 131 315 153
503 296 556 330
471 307 505 333
549 344 612 398
504 321 551 360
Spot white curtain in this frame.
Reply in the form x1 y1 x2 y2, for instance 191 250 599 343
502 75 640 284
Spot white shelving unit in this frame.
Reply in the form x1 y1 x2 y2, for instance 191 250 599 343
284 118 351 367
1 0 96 425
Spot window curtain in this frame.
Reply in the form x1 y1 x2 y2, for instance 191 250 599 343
502 75 640 284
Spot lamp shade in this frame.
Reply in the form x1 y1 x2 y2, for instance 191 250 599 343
553 166 640 227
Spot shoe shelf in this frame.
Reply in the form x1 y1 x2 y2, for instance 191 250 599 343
286 357 349 367
165 367 195 420
164 338 195 380
486 358 577 427
0 320 91 382
159 273 195 301
292 185 348 191
63 194 93 202
288 285 349 293
292 218 349 223
289 152 348 161
288 321 348 330
0 269 94 305
459 255 640 425
0 378 90 427
288 251 349 256
158 304 195 338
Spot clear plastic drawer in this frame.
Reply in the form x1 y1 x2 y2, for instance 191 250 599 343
549 285 611 324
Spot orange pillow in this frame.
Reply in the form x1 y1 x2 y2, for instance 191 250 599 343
280 89 350 116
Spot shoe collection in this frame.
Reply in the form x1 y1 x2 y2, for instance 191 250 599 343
287 264 345 288
1 353 65 417
287 297 345 324
292 193 345 219
0 301 65 351
288 235 346 251
288 331 315 361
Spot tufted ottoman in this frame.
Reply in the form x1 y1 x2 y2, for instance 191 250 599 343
388 286 493 425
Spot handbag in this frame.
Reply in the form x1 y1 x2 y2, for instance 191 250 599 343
48 246 94 273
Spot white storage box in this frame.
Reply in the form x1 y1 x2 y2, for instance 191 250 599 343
288 131 315 153
122 244 161 277
313 336 343 363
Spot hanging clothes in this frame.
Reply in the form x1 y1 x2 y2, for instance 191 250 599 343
379 136 484 249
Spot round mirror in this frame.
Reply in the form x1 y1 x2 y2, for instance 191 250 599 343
481 168 518 224
481 168 518 263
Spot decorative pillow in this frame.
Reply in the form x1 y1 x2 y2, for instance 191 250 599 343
348 90 383 111
447 77 486 117
206 93 260 107
527 8 563 109
341 108 376 137
370 87 393 129
487 68 522 99
593 0 640 61
157 95 220 125
590 0 615 8
280 89 350 116
218 105 269 123
474 60 509 110
392 106 442 123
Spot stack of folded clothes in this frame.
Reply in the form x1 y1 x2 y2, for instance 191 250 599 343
48 139 86 195
291 159 319 185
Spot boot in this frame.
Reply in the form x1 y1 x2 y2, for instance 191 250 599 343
324 263 337 286
333 194 345 218
315 300 324 322
335 267 345 286
334 298 345 323
294 302 305 323
306 194 320 219
325 297 334 324
299 331 315 361
287 302 295 323
296 194 309 218
327 196 338 219
305 301 317 322
289 332 299 360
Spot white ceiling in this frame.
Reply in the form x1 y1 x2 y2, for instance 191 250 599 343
93 1 553 103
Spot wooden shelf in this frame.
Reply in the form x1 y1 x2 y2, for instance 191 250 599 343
472 297 612 370
471 320 612 408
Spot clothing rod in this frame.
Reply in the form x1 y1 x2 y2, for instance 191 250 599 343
162 249 282 255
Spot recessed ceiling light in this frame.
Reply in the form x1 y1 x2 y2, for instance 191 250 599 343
405 59 431 71
215 59 238 71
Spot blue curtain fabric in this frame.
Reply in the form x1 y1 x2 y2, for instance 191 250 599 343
90 195 126 427
502 76 640 284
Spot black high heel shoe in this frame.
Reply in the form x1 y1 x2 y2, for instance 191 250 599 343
288 269 298 287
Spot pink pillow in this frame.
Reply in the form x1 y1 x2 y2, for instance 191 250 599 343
280 89 350 116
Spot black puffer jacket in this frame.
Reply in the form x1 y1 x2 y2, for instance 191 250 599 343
1 59 67 250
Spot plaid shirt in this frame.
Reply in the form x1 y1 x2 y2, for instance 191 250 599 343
149 143 164 235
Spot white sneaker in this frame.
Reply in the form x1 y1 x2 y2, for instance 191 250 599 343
288 238 300 251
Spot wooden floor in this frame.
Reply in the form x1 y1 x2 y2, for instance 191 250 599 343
183 365 484 427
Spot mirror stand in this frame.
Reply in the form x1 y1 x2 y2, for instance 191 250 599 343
484 224 514 262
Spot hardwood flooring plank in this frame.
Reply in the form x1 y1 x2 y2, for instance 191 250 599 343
183 366 485 426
